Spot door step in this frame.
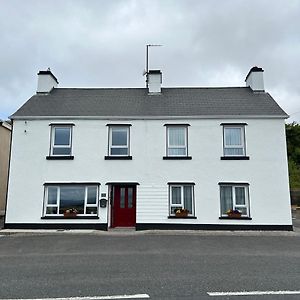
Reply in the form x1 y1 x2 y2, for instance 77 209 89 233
109 227 136 232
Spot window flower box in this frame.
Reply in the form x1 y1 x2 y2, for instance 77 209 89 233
226 209 242 218
175 208 189 217
63 208 78 218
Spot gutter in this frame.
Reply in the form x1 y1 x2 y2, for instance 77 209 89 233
10 114 289 121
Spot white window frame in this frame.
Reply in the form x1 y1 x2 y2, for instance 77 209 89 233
166 126 188 157
109 126 130 156
169 184 194 216
223 125 246 156
220 184 250 217
50 125 73 156
44 184 99 216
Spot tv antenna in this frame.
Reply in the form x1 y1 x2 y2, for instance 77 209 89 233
144 44 162 87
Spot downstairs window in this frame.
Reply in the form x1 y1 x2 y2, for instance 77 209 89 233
44 184 99 216
169 184 194 216
220 184 250 217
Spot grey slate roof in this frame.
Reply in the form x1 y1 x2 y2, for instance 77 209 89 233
11 87 288 118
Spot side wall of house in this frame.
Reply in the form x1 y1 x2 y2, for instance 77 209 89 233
0 125 11 215
5 118 291 228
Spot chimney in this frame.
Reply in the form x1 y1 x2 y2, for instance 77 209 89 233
147 70 162 93
245 66 264 91
37 68 59 93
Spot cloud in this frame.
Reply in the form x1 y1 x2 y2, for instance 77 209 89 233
0 0 299 122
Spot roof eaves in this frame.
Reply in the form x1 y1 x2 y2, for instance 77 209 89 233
11 114 289 121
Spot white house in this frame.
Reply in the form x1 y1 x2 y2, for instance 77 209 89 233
5 67 292 230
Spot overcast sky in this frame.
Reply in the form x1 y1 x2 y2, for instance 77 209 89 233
0 0 299 122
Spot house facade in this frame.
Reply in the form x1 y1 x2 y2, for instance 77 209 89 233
5 68 292 230
0 120 11 216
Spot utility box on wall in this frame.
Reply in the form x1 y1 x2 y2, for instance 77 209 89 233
100 198 107 208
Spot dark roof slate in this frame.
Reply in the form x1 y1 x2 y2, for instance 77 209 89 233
11 87 288 118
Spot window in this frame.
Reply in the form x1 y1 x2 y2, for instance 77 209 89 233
220 184 250 217
169 184 194 216
223 125 246 156
166 126 188 156
44 184 99 216
109 126 130 156
50 125 72 156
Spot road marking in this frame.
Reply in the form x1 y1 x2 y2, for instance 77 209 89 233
208 290 300 296
0 294 150 300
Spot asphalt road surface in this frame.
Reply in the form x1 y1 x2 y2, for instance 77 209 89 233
0 232 300 300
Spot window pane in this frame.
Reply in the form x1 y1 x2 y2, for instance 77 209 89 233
87 186 97 204
235 187 246 205
120 188 125 208
171 206 181 214
111 147 128 155
168 148 186 156
54 128 70 146
53 147 71 155
86 207 98 215
128 188 133 208
112 129 127 146
235 206 247 215
225 128 242 146
220 186 233 214
59 186 85 214
172 187 181 204
48 187 57 205
169 127 185 146
224 148 243 156
183 186 192 213
46 207 57 214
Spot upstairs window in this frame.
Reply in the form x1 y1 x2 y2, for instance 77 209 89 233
220 184 250 217
109 126 130 156
166 126 188 156
50 125 73 156
169 184 194 216
223 125 246 156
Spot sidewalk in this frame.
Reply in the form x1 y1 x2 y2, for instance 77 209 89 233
1 212 299 237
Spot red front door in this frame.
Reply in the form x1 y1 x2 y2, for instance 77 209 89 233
112 185 136 227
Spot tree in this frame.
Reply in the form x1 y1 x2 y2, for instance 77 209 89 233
286 122 300 189
288 158 300 189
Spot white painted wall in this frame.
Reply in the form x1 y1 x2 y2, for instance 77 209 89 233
148 72 161 93
246 71 264 91
37 74 58 93
6 118 292 226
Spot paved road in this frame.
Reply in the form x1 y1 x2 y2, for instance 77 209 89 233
0 233 300 300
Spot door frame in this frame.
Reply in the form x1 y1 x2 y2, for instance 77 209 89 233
109 183 138 228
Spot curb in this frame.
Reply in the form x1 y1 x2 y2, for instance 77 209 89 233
0 228 299 237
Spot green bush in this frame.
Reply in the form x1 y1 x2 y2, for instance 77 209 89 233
286 122 300 189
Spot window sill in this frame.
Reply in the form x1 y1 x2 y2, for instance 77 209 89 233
104 156 132 160
168 216 197 219
219 217 252 220
46 156 74 160
220 156 249 160
41 216 99 219
163 156 192 160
